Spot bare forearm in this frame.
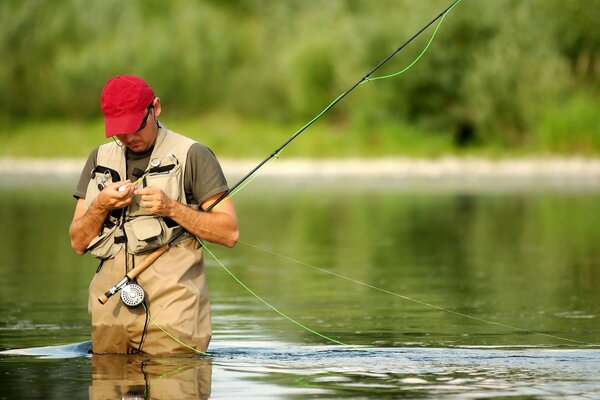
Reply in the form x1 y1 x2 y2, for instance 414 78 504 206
69 200 109 255
168 201 239 247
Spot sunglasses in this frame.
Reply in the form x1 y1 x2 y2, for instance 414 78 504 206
136 101 155 132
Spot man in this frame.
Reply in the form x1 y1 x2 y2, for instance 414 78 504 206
70 75 238 354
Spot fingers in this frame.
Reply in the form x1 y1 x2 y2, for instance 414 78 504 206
134 187 159 209
134 187 172 216
96 180 134 211
135 187 162 208
133 186 159 196
107 181 134 199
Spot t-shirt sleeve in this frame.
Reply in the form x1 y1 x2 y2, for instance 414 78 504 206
184 143 229 208
73 147 99 199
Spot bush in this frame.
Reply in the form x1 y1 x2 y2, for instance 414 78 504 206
0 0 598 153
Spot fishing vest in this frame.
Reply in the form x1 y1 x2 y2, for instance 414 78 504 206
84 128 196 259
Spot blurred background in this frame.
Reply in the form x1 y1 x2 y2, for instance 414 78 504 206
0 0 598 158
1 3 600 397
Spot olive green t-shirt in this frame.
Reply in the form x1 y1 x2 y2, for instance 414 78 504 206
73 142 228 209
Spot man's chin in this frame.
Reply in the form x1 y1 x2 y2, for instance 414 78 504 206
127 143 147 153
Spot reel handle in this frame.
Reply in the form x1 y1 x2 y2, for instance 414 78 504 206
97 244 169 305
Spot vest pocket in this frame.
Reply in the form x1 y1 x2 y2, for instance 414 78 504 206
143 164 181 201
87 224 123 260
124 216 167 254
85 166 121 208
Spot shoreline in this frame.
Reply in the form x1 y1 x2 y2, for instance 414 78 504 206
2 156 600 192
2 156 600 178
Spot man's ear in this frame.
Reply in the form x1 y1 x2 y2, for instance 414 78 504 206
153 97 162 117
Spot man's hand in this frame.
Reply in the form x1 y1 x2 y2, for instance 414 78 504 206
135 187 175 217
69 180 133 255
95 180 134 211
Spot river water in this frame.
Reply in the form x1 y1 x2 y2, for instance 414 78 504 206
0 173 599 399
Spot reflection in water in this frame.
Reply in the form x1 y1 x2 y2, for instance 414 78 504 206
1 179 600 398
90 354 211 400
2 341 600 398
209 342 600 398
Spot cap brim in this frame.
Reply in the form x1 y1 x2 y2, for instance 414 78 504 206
104 110 147 137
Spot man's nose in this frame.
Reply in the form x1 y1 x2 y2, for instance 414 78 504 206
119 135 132 144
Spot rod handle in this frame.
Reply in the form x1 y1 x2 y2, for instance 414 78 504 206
126 244 169 281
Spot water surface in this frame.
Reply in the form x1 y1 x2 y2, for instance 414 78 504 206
0 174 599 398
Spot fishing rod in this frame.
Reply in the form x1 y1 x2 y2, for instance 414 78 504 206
205 0 462 212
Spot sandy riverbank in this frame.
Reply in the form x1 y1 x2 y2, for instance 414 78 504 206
2 156 600 179
2 157 600 193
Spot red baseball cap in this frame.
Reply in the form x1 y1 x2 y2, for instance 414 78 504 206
100 75 155 137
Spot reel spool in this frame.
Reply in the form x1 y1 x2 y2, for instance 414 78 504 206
120 283 145 307
121 390 146 400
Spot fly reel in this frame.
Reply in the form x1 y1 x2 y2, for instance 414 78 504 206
120 283 145 307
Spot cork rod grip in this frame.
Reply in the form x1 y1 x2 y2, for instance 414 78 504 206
126 244 169 281
97 244 169 305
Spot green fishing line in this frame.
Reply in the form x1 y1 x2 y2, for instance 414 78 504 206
233 238 598 347
201 240 350 347
142 303 209 356
150 0 596 351
365 0 461 83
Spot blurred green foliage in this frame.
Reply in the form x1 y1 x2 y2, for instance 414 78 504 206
0 0 598 153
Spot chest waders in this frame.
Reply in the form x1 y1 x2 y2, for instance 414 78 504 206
85 129 212 355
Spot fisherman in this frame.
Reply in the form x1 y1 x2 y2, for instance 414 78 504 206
69 75 239 354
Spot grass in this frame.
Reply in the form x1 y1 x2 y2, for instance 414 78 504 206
0 113 459 159
535 92 600 156
0 119 106 158
1 104 599 159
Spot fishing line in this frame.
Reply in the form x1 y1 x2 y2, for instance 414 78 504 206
201 240 350 346
138 231 352 350
158 0 504 349
229 238 599 347
363 0 459 83
205 0 462 211
146 0 595 349
136 299 149 353
198 216 598 347
146 0 596 350
142 303 209 356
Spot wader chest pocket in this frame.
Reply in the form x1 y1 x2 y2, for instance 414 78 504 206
124 216 165 254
